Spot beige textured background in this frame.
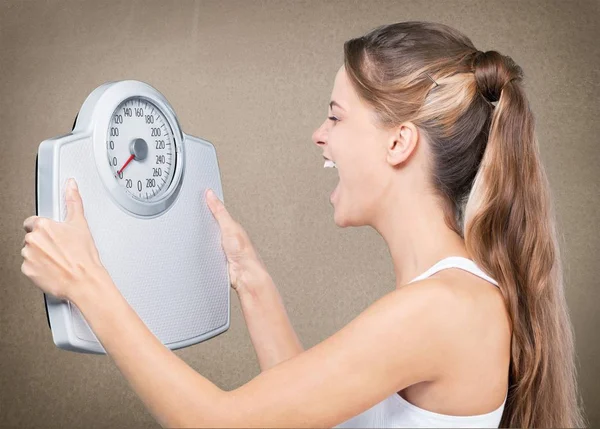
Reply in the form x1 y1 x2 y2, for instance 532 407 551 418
1 0 598 427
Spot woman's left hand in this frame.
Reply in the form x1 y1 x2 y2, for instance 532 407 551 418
21 178 107 302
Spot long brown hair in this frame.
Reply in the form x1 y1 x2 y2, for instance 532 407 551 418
343 21 587 428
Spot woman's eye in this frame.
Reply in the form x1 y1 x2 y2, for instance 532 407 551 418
328 116 339 122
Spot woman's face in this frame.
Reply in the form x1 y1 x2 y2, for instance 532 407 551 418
312 65 396 227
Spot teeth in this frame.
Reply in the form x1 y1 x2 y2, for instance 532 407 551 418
324 160 337 168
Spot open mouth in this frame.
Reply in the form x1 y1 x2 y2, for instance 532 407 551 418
322 157 340 202
323 160 340 202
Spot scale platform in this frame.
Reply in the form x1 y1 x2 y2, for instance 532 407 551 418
35 80 231 354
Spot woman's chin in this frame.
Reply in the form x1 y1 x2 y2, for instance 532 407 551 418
330 182 340 203
332 191 371 228
331 190 349 227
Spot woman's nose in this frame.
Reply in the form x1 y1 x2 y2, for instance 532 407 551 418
312 121 327 148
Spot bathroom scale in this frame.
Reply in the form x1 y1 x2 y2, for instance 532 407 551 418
35 80 231 354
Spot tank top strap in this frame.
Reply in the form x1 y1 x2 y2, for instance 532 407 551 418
407 256 499 287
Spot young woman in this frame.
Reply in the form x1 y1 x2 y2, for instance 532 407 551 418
22 21 586 428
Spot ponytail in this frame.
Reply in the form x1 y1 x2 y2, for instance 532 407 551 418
464 51 587 428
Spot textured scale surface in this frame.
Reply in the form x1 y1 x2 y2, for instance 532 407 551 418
58 136 229 347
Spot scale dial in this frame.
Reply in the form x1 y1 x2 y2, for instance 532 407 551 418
106 97 176 202
88 80 185 217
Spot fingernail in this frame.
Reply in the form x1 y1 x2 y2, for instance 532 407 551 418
207 189 215 200
69 178 78 191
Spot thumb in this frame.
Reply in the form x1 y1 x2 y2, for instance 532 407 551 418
65 178 85 223
205 188 233 227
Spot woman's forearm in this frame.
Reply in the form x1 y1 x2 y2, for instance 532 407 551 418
236 264 305 372
71 268 227 428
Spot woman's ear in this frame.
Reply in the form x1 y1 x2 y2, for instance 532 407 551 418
385 121 419 167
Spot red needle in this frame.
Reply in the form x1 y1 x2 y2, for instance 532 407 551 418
117 154 135 176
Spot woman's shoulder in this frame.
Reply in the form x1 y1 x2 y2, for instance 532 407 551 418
397 271 511 375
398 267 508 324
394 272 511 412
385 278 483 361
394 274 470 312
348 278 476 386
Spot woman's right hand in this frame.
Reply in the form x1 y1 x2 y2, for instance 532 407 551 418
205 188 266 294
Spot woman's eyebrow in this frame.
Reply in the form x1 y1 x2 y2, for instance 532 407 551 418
329 100 346 112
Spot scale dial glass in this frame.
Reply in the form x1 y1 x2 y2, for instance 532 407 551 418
106 97 176 202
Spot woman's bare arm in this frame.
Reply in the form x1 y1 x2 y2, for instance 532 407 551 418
236 261 305 372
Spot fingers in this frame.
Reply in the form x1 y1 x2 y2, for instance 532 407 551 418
21 220 72 276
206 189 232 226
65 178 85 223
23 215 43 233
23 179 84 232
204 188 261 267
22 216 62 256
23 216 56 236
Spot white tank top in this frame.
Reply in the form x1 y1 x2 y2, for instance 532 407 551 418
334 256 508 428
